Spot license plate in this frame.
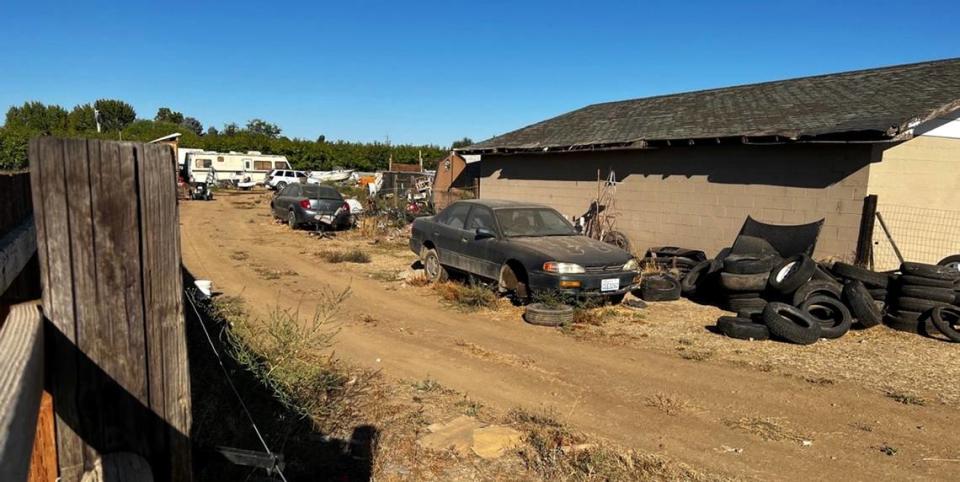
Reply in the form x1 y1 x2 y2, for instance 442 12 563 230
601 278 619 292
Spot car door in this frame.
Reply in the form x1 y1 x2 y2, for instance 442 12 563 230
433 203 473 271
275 184 297 214
462 205 501 279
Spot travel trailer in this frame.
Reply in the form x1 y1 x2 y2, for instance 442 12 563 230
184 150 291 185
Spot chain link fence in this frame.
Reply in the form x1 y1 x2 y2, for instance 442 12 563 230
871 203 960 271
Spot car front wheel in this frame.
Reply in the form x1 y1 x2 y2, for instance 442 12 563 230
421 247 448 282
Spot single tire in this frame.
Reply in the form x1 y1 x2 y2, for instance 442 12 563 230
276 181 287 190
812 264 841 283
640 274 681 301
883 311 934 335
720 271 769 292
831 262 889 288
791 279 842 306
800 295 852 339
930 306 960 342
897 274 956 289
897 285 956 303
723 254 780 275
768 255 816 294
894 296 950 313
421 247 449 283
737 309 764 320
763 302 821 345
726 295 768 313
680 260 712 296
524 303 574 327
601 230 631 252
287 210 298 229
901 261 960 281
717 316 770 340
842 280 882 328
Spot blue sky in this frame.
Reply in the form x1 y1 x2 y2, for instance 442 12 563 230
3 0 959 146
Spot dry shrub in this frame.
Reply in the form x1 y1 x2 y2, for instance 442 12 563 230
405 271 431 287
319 249 371 264
645 393 689 416
433 281 499 311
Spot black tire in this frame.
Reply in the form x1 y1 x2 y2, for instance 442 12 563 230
894 296 950 313
800 295 852 339
842 280 882 328
768 255 816 294
723 254 780 275
883 311 935 335
524 303 574 326
717 316 770 340
719 272 769 292
287 210 298 229
763 302 821 345
421 247 449 283
791 279 842 306
276 181 287 190
831 262 889 288
897 274 956 288
639 274 681 301
867 288 888 301
901 261 960 281
930 306 960 342
937 255 960 275
812 263 841 283
601 230 631 252
897 285 956 303
680 260 712 296
726 295 767 313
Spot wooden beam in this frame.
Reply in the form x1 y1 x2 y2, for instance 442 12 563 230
0 217 37 295
0 303 44 482
28 391 57 482
854 195 878 268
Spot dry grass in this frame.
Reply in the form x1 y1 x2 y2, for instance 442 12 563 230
230 250 249 261
884 387 926 406
434 281 500 312
645 393 690 416
405 271 432 287
318 249 372 264
251 265 297 280
723 416 807 443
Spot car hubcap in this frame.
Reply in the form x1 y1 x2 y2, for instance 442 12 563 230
947 261 960 273
426 255 438 278
289 213 295 226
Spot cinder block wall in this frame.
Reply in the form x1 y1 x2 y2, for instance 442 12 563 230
479 144 873 260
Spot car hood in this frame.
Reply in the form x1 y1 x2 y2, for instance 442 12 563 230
508 235 632 266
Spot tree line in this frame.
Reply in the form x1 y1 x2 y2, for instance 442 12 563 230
0 99 470 172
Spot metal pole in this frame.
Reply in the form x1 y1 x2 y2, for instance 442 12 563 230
875 211 905 265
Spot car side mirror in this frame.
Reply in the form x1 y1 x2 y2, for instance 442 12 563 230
475 227 496 239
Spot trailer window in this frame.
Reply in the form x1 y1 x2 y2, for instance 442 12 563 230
195 158 212 168
243 159 251 170
217 156 224 162
254 160 272 170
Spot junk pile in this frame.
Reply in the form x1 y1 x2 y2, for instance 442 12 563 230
635 217 960 344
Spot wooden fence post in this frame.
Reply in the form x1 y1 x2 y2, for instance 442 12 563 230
29 137 192 482
855 195 878 269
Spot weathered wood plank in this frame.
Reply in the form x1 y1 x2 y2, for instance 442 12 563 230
28 391 57 482
31 137 84 480
0 303 44 482
0 217 37 295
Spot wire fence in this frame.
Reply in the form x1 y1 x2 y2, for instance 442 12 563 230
871 203 960 271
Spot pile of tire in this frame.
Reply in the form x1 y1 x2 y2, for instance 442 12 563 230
884 262 960 337
717 253 780 314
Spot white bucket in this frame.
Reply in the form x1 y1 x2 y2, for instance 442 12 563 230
195 279 213 298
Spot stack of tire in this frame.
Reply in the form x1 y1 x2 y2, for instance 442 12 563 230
717 253 780 314
716 254 858 344
884 262 960 338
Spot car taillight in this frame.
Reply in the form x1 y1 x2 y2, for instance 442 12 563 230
299 199 310 209
341 202 350 213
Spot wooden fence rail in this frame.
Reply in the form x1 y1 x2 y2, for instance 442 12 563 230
29 137 191 482
0 303 44 482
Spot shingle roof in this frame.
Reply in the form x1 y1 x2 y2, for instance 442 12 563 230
461 58 960 154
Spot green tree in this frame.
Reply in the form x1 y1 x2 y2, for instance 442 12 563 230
245 118 281 138
222 123 240 136
206 126 219 136
181 117 203 135
94 99 136 131
68 103 98 133
155 107 184 124
0 127 30 171
4 101 68 134
451 137 474 149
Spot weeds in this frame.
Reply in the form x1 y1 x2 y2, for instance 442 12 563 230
412 378 442 393
318 249 372 264
230 250 249 261
404 271 431 287
878 444 898 456
434 281 499 312
884 387 926 406
456 398 483 417
370 269 402 282
645 393 689 416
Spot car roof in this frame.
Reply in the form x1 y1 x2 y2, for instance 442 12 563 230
455 199 552 210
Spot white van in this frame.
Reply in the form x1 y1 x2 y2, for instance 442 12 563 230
185 150 291 186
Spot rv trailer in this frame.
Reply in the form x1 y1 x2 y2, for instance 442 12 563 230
185 150 291 186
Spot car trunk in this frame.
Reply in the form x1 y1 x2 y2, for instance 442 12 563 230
309 197 345 215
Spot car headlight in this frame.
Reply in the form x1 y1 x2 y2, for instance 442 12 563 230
543 262 585 274
623 258 640 271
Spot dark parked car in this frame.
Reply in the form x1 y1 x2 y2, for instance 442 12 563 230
271 183 351 229
410 200 640 302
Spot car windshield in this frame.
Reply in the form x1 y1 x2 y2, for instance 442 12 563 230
495 208 577 237
302 185 342 200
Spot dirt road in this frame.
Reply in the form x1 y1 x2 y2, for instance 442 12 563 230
181 191 958 481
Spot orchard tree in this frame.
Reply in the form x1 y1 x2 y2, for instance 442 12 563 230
222 123 240 136
206 126 219 136
245 118 281 138
451 137 474 149
180 117 203 135
67 103 98 132
4 101 68 134
94 99 136 131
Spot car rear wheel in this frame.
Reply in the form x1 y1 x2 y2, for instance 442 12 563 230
421 247 448 283
288 211 298 229
277 181 287 190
